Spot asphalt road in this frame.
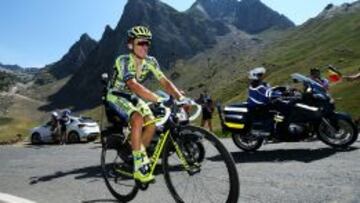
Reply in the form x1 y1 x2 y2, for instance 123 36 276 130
0 139 359 203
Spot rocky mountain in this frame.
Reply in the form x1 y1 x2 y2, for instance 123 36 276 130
0 63 39 75
40 0 231 111
189 0 295 34
0 63 23 73
33 33 97 85
0 62 39 88
40 0 297 111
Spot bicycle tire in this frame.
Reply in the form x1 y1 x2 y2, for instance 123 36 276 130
162 125 239 203
101 137 138 202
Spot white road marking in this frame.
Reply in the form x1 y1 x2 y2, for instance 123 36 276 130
0 193 36 203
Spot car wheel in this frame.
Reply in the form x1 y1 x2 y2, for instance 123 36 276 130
31 132 42 144
68 131 80 143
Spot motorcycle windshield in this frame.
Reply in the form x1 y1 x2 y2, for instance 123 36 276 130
291 73 326 93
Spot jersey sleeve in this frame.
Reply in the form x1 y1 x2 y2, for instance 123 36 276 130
114 56 136 82
148 57 165 80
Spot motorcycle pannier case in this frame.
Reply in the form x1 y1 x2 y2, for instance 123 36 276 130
222 103 248 132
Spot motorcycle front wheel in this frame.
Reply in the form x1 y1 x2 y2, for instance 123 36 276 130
318 116 358 148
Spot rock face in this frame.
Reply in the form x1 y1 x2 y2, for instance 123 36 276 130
40 0 295 111
40 0 230 111
33 34 97 85
189 0 295 33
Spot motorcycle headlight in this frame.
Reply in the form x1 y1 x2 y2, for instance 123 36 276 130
306 87 312 93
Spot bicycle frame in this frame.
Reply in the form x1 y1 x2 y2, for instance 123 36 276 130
114 117 192 179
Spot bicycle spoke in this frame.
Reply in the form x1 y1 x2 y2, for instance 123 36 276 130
163 126 239 203
101 145 138 202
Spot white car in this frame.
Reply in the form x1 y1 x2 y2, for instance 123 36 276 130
30 116 100 144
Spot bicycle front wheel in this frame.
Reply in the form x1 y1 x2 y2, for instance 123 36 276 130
162 125 239 203
101 136 138 202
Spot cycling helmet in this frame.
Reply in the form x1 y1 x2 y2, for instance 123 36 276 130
248 67 266 80
127 26 152 40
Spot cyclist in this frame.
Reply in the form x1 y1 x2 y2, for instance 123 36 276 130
106 25 187 183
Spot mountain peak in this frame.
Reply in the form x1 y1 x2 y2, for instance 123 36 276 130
33 33 98 85
79 33 93 42
317 1 360 20
191 0 295 33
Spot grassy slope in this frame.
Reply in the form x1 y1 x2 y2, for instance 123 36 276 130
0 77 71 143
263 12 360 117
169 11 360 133
0 96 42 143
78 11 360 136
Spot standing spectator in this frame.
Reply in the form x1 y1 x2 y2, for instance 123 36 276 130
50 111 60 142
59 109 71 145
200 91 214 132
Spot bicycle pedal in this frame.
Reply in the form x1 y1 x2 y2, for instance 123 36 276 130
187 166 201 175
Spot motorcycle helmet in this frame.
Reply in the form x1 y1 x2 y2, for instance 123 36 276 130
62 109 71 116
249 67 266 80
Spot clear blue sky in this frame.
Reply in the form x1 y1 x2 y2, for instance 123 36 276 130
0 0 357 67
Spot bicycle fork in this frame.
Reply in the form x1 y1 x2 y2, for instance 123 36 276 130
170 135 201 175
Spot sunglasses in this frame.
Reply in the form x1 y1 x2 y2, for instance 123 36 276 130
136 41 151 47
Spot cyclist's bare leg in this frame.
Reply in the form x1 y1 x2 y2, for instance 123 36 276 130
130 112 144 151
142 116 156 147
130 112 155 182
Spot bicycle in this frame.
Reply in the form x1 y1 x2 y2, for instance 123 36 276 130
100 90 239 202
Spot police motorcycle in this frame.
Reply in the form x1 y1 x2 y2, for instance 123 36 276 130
217 73 358 151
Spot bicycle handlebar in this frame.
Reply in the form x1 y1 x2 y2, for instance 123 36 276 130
155 104 171 127
151 99 202 126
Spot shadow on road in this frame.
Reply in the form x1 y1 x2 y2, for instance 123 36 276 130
82 199 118 203
29 165 103 185
28 162 165 185
209 147 358 164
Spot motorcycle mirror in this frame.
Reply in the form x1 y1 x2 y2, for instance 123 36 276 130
101 73 109 85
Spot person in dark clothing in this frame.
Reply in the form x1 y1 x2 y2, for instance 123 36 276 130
247 67 283 136
198 91 214 131
59 109 71 145
309 68 329 90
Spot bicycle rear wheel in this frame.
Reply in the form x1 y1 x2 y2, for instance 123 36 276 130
101 136 138 202
162 125 239 203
